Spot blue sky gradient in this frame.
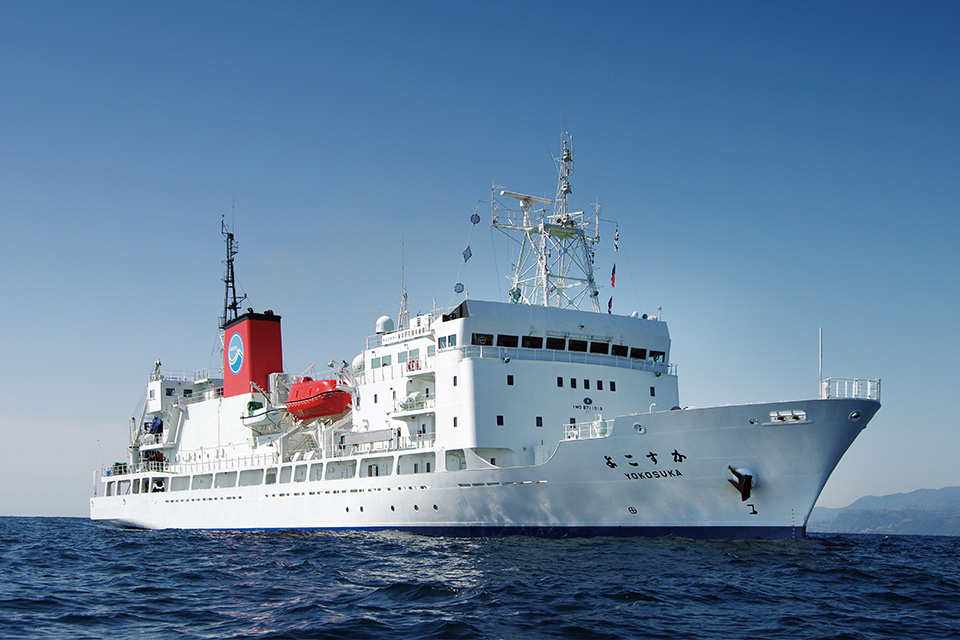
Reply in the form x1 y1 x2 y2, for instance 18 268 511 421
2 1 958 516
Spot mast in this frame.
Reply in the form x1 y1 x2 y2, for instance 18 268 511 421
221 217 247 329
490 132 602 311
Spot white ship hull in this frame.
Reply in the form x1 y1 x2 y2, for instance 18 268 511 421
91 398 877 538
91 139 881 539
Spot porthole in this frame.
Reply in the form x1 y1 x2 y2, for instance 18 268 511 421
433 505 438 511
749 417 759 425
345 507 349 513
414 505 419 511
848 410 863 423
633 423 645 434
391 505 395 511
360 506 364 512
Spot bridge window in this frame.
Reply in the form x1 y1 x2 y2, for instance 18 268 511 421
472 333 493 346
589 342 609 354
650 351 666 363
497 334 519 347
438 336 446 349
522 336 543 349
546 337 565 350
568 339 587 352
630 348 647 359
611 345 628 357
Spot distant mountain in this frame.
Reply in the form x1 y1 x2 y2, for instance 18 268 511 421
808 486 960 536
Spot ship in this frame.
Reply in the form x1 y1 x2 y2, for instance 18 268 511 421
89 134 881 538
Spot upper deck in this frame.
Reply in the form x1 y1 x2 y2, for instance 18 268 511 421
360 299 675 382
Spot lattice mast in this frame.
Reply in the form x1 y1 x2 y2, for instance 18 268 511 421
490 132 602 311
220 217 247 329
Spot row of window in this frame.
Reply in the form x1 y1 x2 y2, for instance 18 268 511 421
103 460 436 496
556 377 617 391
493 416 622 428
502 374 619 392
470 332 665 362
370 346 437 369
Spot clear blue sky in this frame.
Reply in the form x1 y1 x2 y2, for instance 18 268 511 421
2 1 958 516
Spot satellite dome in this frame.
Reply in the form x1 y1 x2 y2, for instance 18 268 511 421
375 315 395 334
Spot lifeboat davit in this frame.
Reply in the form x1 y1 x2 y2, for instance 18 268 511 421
286 377 351 421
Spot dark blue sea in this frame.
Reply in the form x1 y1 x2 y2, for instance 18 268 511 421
2 518 958 639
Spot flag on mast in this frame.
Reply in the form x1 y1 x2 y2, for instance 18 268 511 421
614 228 619 252
611 263 616 287
608 296 613 314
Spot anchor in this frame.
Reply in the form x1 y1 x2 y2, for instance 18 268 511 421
728 466 754 502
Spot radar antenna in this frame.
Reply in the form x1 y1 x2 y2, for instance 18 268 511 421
490 132 601 311
221 216 247 329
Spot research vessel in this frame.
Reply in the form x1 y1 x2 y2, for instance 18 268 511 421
90 135 881 538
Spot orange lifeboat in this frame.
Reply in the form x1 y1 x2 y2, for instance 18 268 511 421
286 377 351 421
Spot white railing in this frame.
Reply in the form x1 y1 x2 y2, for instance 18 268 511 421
332 434 437 458
394 394 436 414
365 310 445 349
456 345 677 376
104 452 283 477
358 338 677 381
168 389 220 407
820 377 881 401
564 419 612 440
152 368 219 383
138 433 164 447
357 355 436 385
104 460 169 476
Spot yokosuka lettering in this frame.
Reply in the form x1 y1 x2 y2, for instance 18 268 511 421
623 469 683 480
603 450 687 481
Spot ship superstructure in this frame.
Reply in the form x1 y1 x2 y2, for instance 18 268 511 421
90 136 880 538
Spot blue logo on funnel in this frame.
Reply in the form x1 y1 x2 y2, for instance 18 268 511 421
228 332 244 375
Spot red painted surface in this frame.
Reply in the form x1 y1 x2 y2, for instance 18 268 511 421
286 377 351 420
223 312 283 398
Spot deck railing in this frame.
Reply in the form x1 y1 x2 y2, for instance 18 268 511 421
331 434 437 458
458 345 677 376
564 419 612 440
152 368 219 383
819 377 881 401
104 432 441 477
357 355 436 384
394 394 436 414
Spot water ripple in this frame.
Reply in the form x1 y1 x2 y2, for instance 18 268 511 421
1 519 959 639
